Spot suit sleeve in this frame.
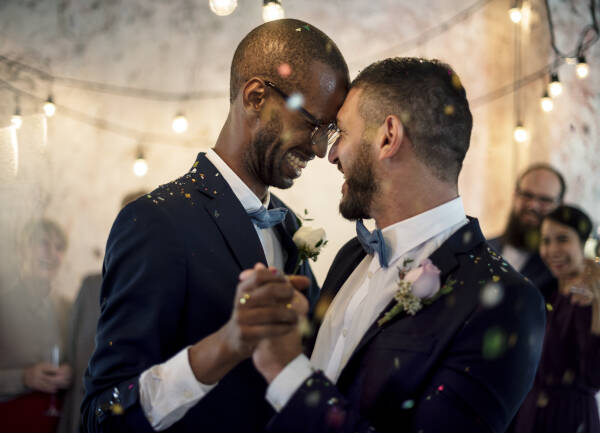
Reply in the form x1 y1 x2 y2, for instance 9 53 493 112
267 279 546 433
81 200 187 433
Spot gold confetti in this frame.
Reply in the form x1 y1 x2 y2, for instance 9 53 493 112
185 193 191 199
111 403 124 415
492 275 500 282
444 105 455 115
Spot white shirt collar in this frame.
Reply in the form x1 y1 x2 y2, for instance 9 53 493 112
381 197 467 267
204 148 270 212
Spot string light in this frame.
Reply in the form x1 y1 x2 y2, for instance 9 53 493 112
43 95 56 117
11 106 22 129
172 112 188 134
133 148 148 177
509 7 522 23
513 123 528 142
540 91 553 112
576 55 589 79
209 0 237 16
262 0 284 22
548 73 563 97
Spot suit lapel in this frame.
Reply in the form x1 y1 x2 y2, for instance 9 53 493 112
336 218 485 386
192 154 267 270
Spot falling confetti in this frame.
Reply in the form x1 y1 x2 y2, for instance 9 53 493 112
480 282 504 308
401 400 415 409
278 63 292 78
304 390 321 407
286 92 305 111
444 105 455 115
111 403 124 415
462 231 472 244
482 326 507 360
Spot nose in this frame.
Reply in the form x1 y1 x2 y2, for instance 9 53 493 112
328 142 339 165
311 138 327 159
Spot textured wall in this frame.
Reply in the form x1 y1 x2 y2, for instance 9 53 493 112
0 0 598 300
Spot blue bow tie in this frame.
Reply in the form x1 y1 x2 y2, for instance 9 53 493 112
248 206 288 229
356 219 389 268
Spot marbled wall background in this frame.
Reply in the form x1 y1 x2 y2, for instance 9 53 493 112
0 0 598 300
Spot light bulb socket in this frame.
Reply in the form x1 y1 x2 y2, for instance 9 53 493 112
550 73 560 83
46 95 54 104
14 106 21 116
541 91 550 98
263 0 281 5
576 55 587 66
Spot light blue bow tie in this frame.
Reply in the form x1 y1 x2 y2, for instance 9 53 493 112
356 219 389 268
248 206 288 229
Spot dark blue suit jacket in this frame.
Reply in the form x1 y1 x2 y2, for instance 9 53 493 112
268 219 545 433
487 236 557 302
81 153 318 433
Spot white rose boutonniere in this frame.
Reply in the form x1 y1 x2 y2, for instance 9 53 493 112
292 225 327 274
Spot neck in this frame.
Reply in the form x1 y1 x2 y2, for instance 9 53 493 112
371 168 458 229
213 112 268 201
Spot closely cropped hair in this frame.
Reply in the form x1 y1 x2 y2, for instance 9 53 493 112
230 19 349 102
516 163 566 201
544 205 592 244
352 58 472 184
20 218 68 252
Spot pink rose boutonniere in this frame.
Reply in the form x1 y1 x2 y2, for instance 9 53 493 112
378 259 457 327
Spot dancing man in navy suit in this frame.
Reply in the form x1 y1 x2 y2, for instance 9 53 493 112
243 58 546 433
82 19 349 433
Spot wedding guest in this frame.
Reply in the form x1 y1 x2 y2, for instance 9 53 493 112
489 164 566 301
82 19 349 433
245 57 546 432
57 190 145 433
0 218 72 433
514 205 600 433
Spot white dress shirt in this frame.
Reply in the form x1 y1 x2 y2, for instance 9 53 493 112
267 197 468 411
139 148 286 430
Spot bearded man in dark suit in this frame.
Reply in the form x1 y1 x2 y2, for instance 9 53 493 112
242 58 546 433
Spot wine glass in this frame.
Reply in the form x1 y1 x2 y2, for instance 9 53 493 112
45 344 61 417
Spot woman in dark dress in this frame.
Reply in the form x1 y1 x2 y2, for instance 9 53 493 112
515 205 600 433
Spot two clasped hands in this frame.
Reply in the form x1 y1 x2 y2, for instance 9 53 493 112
230 263 308 384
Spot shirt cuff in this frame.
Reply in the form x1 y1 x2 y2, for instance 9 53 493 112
139 346 217 431
266 354 314 412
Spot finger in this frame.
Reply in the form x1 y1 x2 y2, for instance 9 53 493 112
237 282 295 308
287 275 310 292
237 306 298 326
291 291 310 316
241 323 299 341
237 269 287 294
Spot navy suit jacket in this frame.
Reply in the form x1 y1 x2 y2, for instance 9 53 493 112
81 153 318 433
268 218 545 433
487 236 556 302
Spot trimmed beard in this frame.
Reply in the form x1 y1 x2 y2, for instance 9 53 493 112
504 211 541 252
339 139 378 221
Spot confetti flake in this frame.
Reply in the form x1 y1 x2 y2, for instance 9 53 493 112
278 63 292 78
185 193 191 199
481 282 504 308
444 105 455 115
111 403 124 415
401 400 415 409
286 93 304 111
492 275 500 282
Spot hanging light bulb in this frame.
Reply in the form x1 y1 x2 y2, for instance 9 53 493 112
548 73 563 98
540 91 554 112
262 0 284 22
576 55 589 79
509 7 522 23
513 123 528 143
11 107 22 129
43 95 56 117
209 0 237 16
172 112 188 134
133 149 148 177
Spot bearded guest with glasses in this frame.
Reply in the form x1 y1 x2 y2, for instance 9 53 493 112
82 19 349 433
489 164 566 302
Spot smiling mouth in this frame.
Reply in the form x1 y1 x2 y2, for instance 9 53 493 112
285 152 311 177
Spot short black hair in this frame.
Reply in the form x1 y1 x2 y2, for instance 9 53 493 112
230 19 349 103
544 205 592 244
351 57 472 184
516 163 566 201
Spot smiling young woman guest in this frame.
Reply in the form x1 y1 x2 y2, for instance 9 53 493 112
514 205 600 433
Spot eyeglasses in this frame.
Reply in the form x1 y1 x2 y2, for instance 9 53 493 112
516 188 559 206
264 80 341 149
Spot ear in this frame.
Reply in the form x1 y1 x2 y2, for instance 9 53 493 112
375 114 405 161
241 78 267 115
